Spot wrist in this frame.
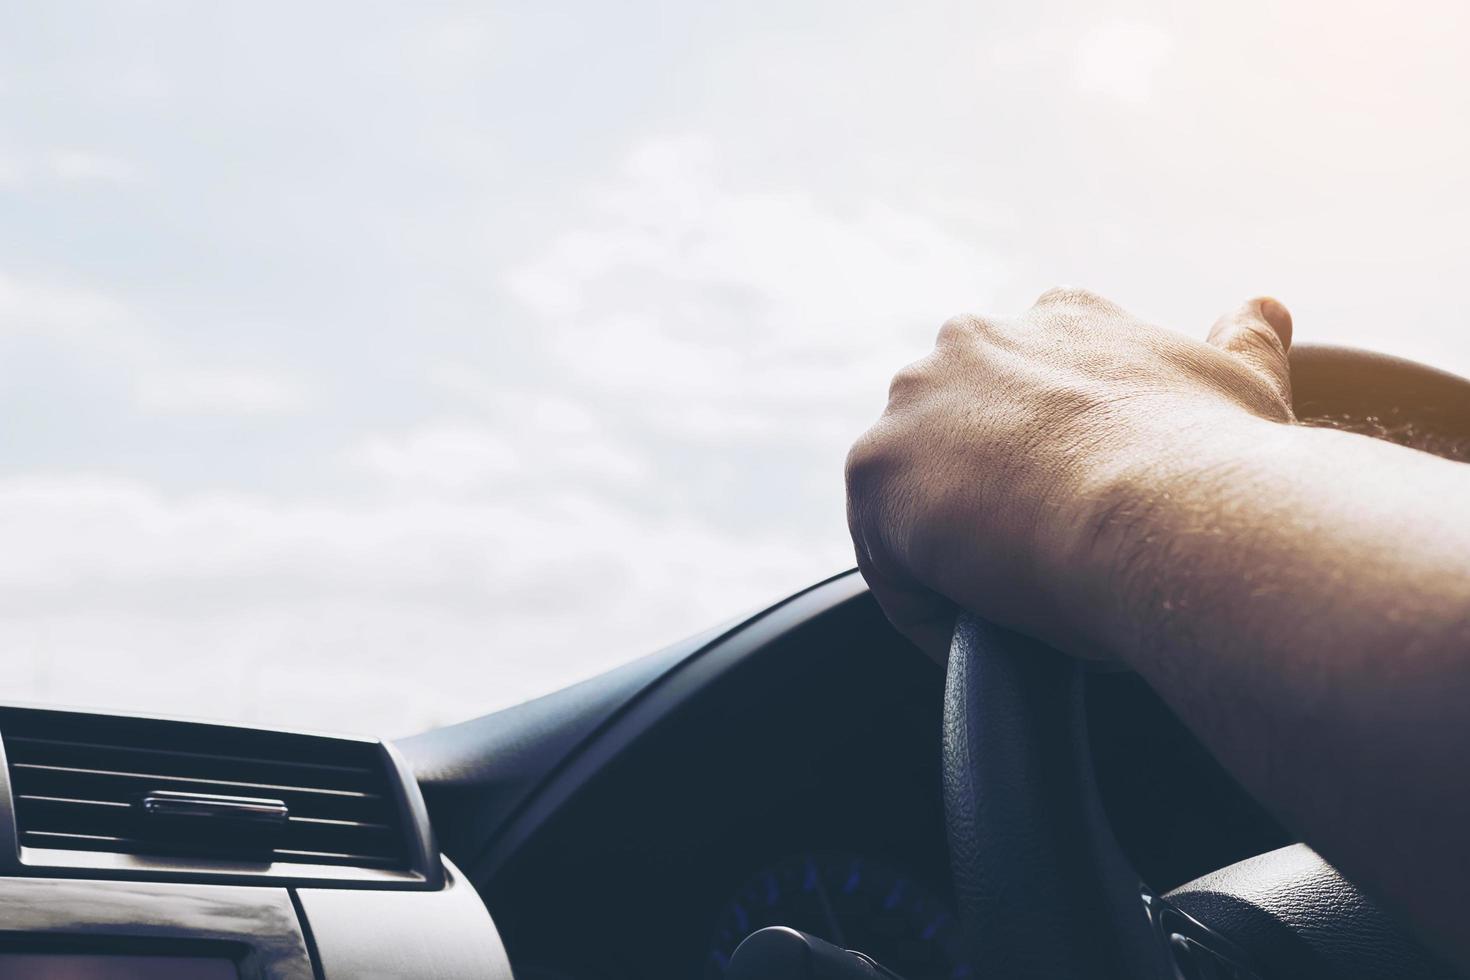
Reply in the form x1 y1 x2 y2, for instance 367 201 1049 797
1044 411 1299 661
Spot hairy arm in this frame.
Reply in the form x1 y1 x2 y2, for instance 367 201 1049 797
1082 418 1470 952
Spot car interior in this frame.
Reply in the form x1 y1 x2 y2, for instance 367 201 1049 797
0 344 1464 978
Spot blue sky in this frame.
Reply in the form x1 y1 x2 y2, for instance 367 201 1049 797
4 0 1470 735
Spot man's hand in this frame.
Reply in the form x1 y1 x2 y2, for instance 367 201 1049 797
846 286 1470 964
845 286 1296 659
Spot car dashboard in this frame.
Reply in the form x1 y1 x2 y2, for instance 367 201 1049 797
403 571 1289 980
0 703 512 979
0 572 1287 979
479 587 955 979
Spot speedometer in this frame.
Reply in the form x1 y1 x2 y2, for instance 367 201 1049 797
705 852 973 979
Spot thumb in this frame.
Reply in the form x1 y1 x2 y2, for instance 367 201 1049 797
1206 296 1294 408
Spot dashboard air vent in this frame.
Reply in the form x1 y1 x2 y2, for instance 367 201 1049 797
0 706 415 873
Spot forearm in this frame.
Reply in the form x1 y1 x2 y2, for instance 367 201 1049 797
1080 419 1470 950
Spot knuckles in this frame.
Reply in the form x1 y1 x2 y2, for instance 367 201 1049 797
886 359 933 404
844 425 899 504
853 289 1132 527
934 314 983 346
1033 285 1113 313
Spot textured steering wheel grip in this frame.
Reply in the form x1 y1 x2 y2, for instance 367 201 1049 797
942 613 1171 980
941 614 1462 980
1167 844 1463 980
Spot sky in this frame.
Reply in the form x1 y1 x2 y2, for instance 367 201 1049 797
3 0 1470 737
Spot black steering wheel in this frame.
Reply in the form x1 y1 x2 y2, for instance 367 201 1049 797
942 344 1470 980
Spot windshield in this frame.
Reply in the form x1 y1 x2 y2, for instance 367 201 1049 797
7 3 1469 737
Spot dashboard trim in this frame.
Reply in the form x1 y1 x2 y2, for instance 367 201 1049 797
0 874 313 979
297 857 514 980
468 569 872 886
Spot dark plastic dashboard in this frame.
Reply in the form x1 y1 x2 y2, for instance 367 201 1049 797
400 570 1290 979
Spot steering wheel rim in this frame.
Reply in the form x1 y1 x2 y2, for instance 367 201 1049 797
941 343 1470 980
943 619 1183 979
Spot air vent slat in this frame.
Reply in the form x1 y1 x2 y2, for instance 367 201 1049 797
0 707 413 873
271 848 402 867
11 763 383 800
20 832 404 869
9 765 393 825
26 831 129 845
289 815 392 830
17 794 130 808
6 735 375 777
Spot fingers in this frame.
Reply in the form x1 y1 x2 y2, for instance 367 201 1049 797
1206 297 1294 406
847 459 952 663
856 556 957 664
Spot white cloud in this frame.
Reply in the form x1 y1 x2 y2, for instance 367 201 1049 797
0 155 22 189
48 149 137 185
345 414 647 495
506 135 1005 444
0 273 135 345
134 367 310 416
1074 23 1174 106
0 148 138 188
0 272 310 417
428 365 603 437
347 424 524 492
0 473 816 735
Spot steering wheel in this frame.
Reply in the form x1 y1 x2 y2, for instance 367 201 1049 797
942 344 1470 980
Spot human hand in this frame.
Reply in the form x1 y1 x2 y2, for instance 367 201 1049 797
844 287 1295 659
